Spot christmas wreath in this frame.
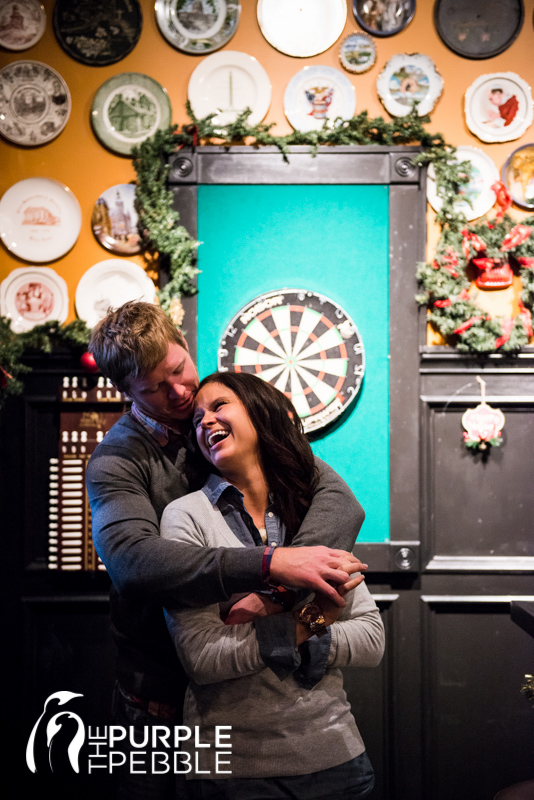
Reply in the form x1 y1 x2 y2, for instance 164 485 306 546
417 183 534 353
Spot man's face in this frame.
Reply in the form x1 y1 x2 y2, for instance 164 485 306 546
489 91 503 106
124 341 199 427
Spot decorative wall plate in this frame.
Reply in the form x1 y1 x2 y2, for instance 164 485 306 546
284 66 356 132
427 146 499 220
257 0 347 58
0 0 46 50
353 0 415 37
155 0 240 55
0 60 71 146
464 72 533 144
0 267 68 333
339 32 377 74
0 178 81 262
91 184 141 255
434 0 524 60
376 53 443 117
53 0 142 66
218 288 365 434
188 51 271 127
91 73 172 156
502 144 534 210
75 260 156 328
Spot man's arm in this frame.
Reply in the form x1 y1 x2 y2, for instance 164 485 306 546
86 445 262 606
87 444 365 608
288 457 365 551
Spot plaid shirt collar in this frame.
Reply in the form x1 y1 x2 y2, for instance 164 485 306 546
131 402 186 448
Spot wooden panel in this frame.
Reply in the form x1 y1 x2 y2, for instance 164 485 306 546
422 598 534 800
422 400 534 562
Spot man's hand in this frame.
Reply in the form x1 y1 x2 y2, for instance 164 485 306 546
270 546 367 607
224 593 282 625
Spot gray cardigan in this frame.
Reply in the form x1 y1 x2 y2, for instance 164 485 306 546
86 413 366 702
161 490 385 780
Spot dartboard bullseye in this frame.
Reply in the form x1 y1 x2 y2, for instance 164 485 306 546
218 289 365 433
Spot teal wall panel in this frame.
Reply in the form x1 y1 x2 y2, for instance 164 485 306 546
196 184 389 542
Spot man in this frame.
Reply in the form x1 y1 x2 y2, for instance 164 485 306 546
86 301 367 798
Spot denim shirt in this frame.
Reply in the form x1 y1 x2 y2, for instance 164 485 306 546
202 473 331 688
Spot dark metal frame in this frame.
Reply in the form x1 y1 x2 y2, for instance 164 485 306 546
168 144 426 574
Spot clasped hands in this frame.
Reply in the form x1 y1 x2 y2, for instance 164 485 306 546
225 546 367 626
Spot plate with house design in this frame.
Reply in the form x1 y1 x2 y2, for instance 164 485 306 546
218 288 365 434
91 184 141 255
0 60 71 146
0 267 68 333
0 0 46 50
155 0 240 55
284 65 356 132
0 177 81 262
377 53 443 117
91 73 172 156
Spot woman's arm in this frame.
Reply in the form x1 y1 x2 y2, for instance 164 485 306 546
327 582 385 669
165 604 268 685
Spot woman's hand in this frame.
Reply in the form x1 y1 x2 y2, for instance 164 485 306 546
224 593 282 625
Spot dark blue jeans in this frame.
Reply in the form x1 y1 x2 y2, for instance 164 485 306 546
111 682 186 800
183 751 375 800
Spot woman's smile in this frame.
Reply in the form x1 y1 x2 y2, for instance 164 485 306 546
193 382 260 475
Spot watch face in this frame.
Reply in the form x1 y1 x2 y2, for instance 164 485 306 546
218 289 365 434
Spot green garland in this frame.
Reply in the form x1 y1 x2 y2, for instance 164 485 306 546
0 105 466 407
0 318 90 409
131 104 456 312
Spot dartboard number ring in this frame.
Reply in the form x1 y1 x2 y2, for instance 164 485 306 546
217 289 365 433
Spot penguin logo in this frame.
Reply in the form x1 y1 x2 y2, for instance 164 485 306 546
26 691 85 774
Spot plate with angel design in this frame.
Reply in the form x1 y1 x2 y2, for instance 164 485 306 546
465 72 533 144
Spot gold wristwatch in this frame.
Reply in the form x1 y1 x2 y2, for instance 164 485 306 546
298 602 328 638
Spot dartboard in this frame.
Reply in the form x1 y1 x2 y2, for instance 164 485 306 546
218 289 365 433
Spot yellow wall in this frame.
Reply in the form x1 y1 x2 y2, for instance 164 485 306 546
1 0 534 323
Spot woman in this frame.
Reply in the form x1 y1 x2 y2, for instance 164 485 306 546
161 372 385 800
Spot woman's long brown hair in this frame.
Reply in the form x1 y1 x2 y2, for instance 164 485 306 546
186 371 319 542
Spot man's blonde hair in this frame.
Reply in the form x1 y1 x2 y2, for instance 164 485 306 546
89 302 188 392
